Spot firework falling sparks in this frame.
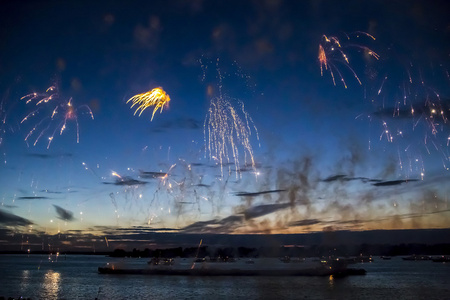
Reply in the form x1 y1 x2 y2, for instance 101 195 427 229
318 32 379 88
204 95 259 178
127 87 170 121
0 93 11 147
20 86 94 149
367 58 450 178
149 163 189 213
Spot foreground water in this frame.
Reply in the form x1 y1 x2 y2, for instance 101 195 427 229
0 254 449 299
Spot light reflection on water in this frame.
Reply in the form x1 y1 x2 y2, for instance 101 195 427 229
328 274 334 289
42 270 61 299
19 270 30 291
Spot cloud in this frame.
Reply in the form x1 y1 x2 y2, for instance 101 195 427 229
138 170 167 179
1 204 18 209
322 174 347 182
92 225 180 236
372 179 418 187
190 163 206 167
289 219 322 227
180 203 291 234
233 189 286 197
288 208 450 232
17 196 49 200
25 152 73 159
150 117 202 132
0 209 33 226
321 174 421 188
193 183 211 188
242 203 291 219
236 162 264 173
181 215 245 234
103 176 148 186
396 208 450 220
321 174 380 184
372 98 450 120
53 205 74 221
40 189 77 194
180 219 222 233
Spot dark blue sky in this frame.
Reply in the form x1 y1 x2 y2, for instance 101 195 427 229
0 0 449 250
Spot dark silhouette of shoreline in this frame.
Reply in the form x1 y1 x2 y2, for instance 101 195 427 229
2 243 450 258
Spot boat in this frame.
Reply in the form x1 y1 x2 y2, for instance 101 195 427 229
98 257 366 277
402 255 431 261
381 256 392 260
340 256 374 264
355 255 374 263
431 255 450 263
148 257 174 265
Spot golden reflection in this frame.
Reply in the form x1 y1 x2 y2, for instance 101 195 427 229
20 270 30 290
43 270 61 298
328 274 334 288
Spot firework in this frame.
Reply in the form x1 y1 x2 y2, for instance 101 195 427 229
149 163 184 207
127 87 170 121
20 86 94 149
0 93 10 147
1 87 22 148
368 57 450 178
204 95 259 178
318 32 379 88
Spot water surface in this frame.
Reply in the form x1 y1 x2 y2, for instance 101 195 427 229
1 255 449 299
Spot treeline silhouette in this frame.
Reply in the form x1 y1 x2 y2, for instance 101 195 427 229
108 243 450 258
2 243 449 257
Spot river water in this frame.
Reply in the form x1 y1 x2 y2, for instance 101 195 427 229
0 254 449 299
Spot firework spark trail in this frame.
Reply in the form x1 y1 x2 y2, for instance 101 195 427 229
20 86 57 105
127 87 170 121
20 86 94 149
345 31 376 41
106 169 152 223
191 239 203 269
1 87 30 149
0 94 10 147
109 192 120 223
145 160 206 226
81 161 102 180
372 61 450 177
318 32 379 88
105 158 207 228
200 58 260 178
204 95 259 178
148 163 181 217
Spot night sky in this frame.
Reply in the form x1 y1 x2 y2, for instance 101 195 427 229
0 0 449 251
